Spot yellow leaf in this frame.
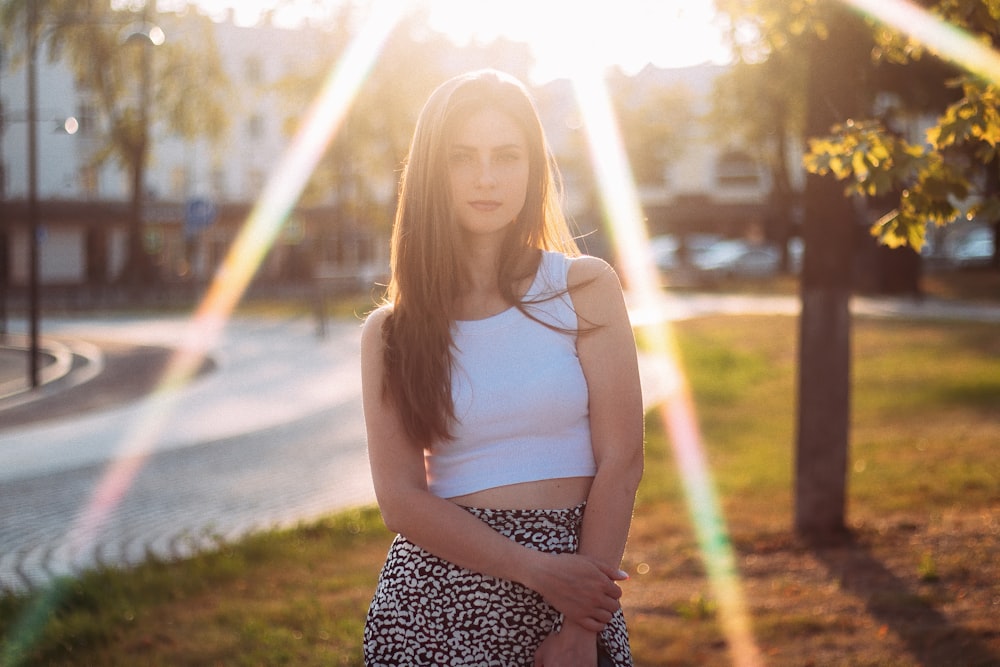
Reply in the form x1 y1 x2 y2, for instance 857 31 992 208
852 151 870 180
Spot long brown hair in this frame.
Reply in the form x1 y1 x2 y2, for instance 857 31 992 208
381 69 580 448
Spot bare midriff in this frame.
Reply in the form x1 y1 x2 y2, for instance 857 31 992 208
447 476 593 510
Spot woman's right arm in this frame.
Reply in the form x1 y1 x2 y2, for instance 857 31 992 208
361 307 624 632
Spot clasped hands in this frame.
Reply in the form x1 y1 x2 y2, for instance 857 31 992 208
529 551 626 631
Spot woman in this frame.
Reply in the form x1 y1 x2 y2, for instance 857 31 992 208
361 69 643 666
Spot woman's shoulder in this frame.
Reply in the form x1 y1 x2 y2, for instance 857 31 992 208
566 255 626 322
364 303 393 322
361 304 393 348
538 250 614 282
363 303 393 327
566 254 619 289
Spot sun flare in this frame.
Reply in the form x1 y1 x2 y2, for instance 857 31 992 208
422 0 731 81
187 0 730 82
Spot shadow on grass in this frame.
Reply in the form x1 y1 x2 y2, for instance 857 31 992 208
813 533 999 667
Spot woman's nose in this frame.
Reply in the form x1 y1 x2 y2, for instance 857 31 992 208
475 159 497 186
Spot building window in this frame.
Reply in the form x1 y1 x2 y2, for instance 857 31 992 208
245 56 263 85
715 150 760 187
76 102 98 136
247 169 265 197
80 165 98 198
247 113 264 139
211 168 226 200
171 166 188 199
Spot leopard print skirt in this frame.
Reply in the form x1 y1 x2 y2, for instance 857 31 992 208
363 503 632 666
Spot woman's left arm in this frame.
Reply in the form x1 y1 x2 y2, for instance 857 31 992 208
537 255 644 665
571 254 644 571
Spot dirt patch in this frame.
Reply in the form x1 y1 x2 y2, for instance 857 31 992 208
623 508 1000 666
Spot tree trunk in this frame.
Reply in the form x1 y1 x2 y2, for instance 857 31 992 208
795 4 868 542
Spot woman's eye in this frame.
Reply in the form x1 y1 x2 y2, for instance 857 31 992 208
449 152 473 164
497 152 521 163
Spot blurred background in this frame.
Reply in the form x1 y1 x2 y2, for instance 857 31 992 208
3 0 994 320
1 6 998 659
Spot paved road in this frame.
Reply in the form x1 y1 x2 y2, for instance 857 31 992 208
2 293 998 593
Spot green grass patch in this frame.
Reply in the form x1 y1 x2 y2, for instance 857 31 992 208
0 508 392 666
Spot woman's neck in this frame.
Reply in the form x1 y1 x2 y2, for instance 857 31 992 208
454 244 504 320
452 244 539 321
459 232 503 290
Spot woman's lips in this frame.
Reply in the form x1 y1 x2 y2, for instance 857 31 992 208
469 200 502 211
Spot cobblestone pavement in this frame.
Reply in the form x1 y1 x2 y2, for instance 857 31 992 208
1 314 373 592
2 293 998 593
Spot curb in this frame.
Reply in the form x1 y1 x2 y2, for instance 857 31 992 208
0 337 105 409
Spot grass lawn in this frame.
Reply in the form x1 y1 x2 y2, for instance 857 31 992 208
1 313 998 666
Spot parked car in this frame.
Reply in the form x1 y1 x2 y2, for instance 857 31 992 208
787 237 804 274
949 227 995 268
649 233 727 272
692 239 782 279
649 234 682 272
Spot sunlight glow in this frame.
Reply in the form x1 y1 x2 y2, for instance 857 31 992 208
424 0 731 82
569 68 762 667
10 1 997 664
842 0 1000 84
184 0 730 83
0 5 402 665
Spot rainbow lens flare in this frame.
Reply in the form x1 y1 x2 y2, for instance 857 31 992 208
569 68 763 667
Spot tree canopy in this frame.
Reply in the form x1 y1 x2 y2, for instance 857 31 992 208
802 0 998 250
715 0 1000 251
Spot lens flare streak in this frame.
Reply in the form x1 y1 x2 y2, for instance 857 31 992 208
570 69 762 667
75 0 400 567
842 0 1000 83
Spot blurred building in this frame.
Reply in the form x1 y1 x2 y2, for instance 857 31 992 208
1 7 780 297
536 63 799 257
0 6 383 298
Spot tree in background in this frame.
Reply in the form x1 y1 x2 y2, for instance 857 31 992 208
608 69 696 187
0 0 231 285
713 0 866 541
708 46 807 272
796 2 873 542
804 0 1000 264
713 0 996 541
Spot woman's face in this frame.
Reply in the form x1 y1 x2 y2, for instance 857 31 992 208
447 107 530 241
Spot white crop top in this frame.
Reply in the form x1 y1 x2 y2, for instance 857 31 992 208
424 250 595 498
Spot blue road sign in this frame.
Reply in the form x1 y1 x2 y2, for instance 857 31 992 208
185 197 217 235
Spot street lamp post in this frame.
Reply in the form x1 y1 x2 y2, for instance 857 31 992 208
27 0 41 388
0 48 8 340
15 4 163 388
